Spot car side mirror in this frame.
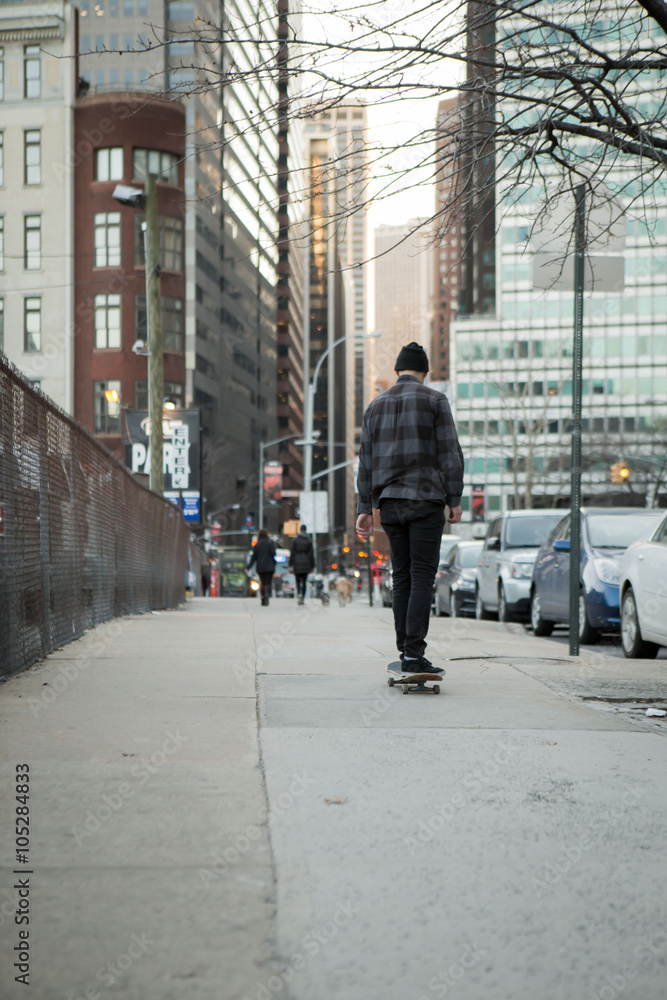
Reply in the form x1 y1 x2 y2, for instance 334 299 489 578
553 539 570 552
487 538 500 551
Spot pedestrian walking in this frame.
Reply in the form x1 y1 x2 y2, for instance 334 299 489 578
289 524 315 605
201 563 210 597
248 529 276 606
356 342 464 674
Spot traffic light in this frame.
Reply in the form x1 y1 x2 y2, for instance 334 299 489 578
610 461 630 484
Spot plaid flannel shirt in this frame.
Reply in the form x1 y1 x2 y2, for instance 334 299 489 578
357 374 464 514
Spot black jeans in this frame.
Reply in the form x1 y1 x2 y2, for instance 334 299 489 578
295 573 308 599
380 499 445 659
259 572 273 602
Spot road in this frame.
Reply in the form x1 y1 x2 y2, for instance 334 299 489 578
2 595 667 999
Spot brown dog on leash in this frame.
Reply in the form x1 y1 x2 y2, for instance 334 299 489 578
336 578 353 606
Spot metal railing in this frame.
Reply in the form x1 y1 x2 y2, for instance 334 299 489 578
0 354 189 677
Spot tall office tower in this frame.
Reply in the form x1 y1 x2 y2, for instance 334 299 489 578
431 97 465 383
373 220 433 390
304 118 349 543
78 2 280 522
459 1 496 318
0 1 77 411
273 0 305 529
451 3 667 516
330 100 369 446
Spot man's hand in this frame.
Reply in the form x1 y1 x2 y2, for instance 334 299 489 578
356 513 374 539
447 505 462 524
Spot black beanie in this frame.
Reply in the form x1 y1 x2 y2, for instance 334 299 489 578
395 342 429 372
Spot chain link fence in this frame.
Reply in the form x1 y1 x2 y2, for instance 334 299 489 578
0 355 189 677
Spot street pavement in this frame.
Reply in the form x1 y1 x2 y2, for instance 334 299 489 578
2 593 667 999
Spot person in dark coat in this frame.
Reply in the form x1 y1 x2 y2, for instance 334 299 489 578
248 528 276 605
289 524 315 605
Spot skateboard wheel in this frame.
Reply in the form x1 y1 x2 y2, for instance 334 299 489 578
402 685 409 695
433 685 440 695
388 677 394 687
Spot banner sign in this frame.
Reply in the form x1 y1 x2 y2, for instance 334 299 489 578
124 409 202 524
263 461 283 506
472 484 485 522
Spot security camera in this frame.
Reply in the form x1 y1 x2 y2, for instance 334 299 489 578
132 339 146 355
112 184 146 209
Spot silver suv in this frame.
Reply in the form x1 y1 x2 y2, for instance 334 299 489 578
475 510 564 622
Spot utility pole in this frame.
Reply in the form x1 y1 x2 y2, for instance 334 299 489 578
144 174 164 494
568 184 586 657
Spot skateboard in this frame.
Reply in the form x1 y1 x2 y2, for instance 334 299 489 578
387 662 442 695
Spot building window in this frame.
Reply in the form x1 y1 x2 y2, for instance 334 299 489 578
135 294 184 352
0 48 4 101
0 132 3 186
0 298 3 351
24 130 41 185
24 215 41 269
94 380 122 433
95 147 124 181
134 379 183 410
134 214 183 271
94 294 121 348
24 45 41 99
0 216 3 270
24 297 41 352
132 148 179 185
94 212 121 267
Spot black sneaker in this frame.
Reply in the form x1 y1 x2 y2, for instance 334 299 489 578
401 655 444 675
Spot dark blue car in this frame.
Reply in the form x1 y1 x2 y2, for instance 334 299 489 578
530 507 664 644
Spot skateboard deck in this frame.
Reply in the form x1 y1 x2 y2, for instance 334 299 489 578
387 661 442 695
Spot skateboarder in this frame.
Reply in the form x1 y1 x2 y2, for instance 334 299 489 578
248 529 276 606
289 524 315 605
356 342 464 673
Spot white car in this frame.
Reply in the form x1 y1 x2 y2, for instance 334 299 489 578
619 511 667 657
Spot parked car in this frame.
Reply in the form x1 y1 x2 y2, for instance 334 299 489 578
476 510 564 622
530 507 665 643
620 511 667 657
431 534 462 613
381 564 393 607
434 540 484 617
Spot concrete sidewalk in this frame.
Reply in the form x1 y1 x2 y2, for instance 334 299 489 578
2 594 667 1000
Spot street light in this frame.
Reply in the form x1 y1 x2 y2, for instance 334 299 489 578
258 433 300 530
112 176 164 493
300 332 380 494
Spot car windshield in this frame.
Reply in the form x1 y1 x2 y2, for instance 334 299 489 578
458 544 483 568
586 513 662 549
504 515 563 548
439 537 458 559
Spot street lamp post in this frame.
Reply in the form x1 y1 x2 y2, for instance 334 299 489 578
301 332 380 494
258 433 300 530
112 177 163 493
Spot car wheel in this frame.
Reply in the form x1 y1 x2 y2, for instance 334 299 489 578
434 590 445 617
475 587 493 621
578 590 600 645
530 589 554 637
621 587 659 659
450 592 459 618
498 585 510 623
